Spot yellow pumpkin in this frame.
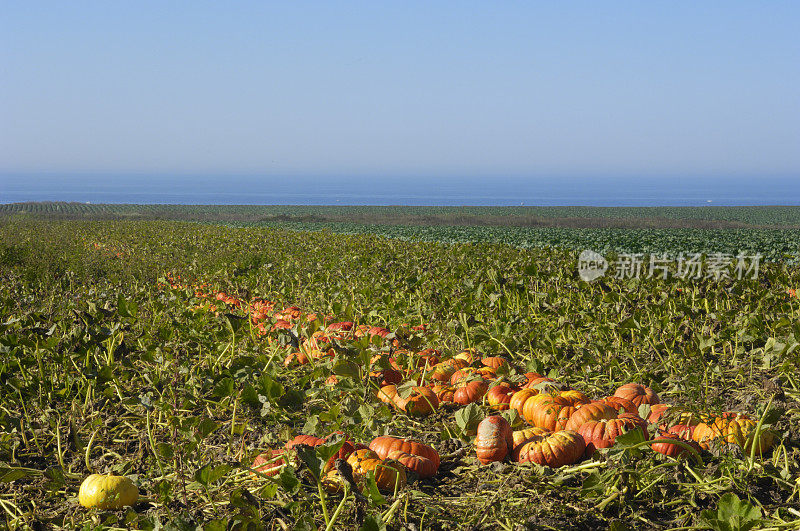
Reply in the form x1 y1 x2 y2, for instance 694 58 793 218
78 474 138 509
692 413 775 455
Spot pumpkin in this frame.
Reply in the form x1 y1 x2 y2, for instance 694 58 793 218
485 383 516 410
563 401 618 432
396 386 440 416
369 459 408 492
474 416 513 464
430 384 455 403
577 414 648 456
450 368 479 386
346 448 382 473
430 361 462 383
524 394 577 431
613 383 660 407
285 434 326 450
509 389 539 417
369 436 440 470
513 430 586 467
377 385 400 405
481 356 508 370
346 450 407 492
559 389 590 406
647 404 702 428
692 413 775 455
521 376 559 392
78 474 139 509
387 449 438 479
370 366 403 386
511 427 551 452
652 425 700 458
252 449 287 477
453 380 489 405
602 396 639 415
324 439 356 471
326 321 353 332
454 349 479 364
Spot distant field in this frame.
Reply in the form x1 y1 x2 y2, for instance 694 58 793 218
3 202 800 260
4 202 800 227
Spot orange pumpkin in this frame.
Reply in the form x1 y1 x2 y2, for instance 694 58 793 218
251 449 286 477
485 383 517 410
474 416 513 464
577 414 648 456
563 401 618 432
369 436 440 471
613 383 660 407
513 430 586 467
387 450 438 479
524 394 577 431
453 380 489 405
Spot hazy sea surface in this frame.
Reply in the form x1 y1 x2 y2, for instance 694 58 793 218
1 174 798 206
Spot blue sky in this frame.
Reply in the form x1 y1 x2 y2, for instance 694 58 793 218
1 1 798 178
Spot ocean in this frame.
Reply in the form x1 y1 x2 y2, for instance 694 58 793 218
1 174 798 206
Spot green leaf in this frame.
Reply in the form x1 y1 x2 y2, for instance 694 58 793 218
699 492 763 531
295 445 325 481
0 466 39 483
614 427 647 448
359 514 388 531
360 475 386 506
278 466 300 494
332 359 361 379
454 403 483 436
194 463 231 486
117 294 138 318
196 418 220 439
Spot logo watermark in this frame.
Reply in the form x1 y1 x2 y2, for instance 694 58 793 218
578 251 761 282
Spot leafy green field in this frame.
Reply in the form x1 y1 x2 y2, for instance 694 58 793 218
1 218 799 530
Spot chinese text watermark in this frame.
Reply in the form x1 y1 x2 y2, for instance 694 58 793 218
578 250 761 282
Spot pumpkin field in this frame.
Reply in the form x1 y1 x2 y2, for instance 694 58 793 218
1 217 799 530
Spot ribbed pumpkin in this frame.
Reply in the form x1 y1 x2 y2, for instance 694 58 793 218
652 425 700 458
509 389 539 417
252 449 287 477
285 434 326 450
564 401 618 432
692 413 775 455
521 376 558 391
430 384 455 403
396 386 440 416
453 380 489 405
387 449 438 479
450 368 479 386
614 383 660 407
454 349 479 364
369 436 440 470
346 451 407 492
559 389 590 406
511 427 551 453
485 383 516 410
474 416 513 464
524 394 577 431
481 356 508 370
577 414 648 455
430 360 466 382
602 396 639 415
647 404 702 428
513 430 586 467
377 385 399 405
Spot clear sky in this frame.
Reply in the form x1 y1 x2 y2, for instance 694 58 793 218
1 1 798 178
